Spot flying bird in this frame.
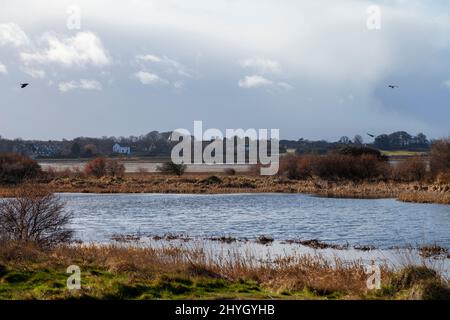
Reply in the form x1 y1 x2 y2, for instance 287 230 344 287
388 85 399 89
367 133 375 138
20 83 29 88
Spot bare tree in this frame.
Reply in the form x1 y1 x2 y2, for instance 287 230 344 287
0 186 73 248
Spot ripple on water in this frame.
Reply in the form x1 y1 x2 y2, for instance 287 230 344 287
63 193 450 249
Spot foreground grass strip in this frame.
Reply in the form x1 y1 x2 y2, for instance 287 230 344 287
0 243 449 300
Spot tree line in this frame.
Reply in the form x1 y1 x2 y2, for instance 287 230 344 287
0 130 435 159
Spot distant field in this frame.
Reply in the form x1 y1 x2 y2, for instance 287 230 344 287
381 150 428 157
38 159 253 173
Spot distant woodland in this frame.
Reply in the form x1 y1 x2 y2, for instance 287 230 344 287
0 131 432 159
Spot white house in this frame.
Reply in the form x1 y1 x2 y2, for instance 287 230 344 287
112 143 131 155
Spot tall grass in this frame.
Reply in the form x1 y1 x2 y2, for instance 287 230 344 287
0 242 448 299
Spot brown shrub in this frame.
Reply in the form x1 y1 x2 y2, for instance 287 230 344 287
224 168 236 176
436 171 450 184
84 157 107 178
279 154 314 180
430 138 450 178
281 154 388 181
84 157 125 178
105 159 125 178
0 153 42 185
391 156 428 182
311 154 387 180
279 155 301 180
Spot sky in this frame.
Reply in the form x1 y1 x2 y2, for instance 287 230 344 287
0 0 449 141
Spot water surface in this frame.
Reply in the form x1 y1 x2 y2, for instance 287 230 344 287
63 193 450 249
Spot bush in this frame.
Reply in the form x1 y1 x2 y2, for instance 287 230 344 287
157 161 187 176
105 159 125 178
279 154 314 180
391 156 427 182
280 154 388 181
201 176 223 185
312 154 351 179
84 157 107 178
280 155 299 180
430 138 450 178
0 153 42 185
337 146 387 161
419 280 450 300
312 154 387 180
391 266 439 290
436 171 450 184
0 185 73 248
224 168 236 176
84 157 125 178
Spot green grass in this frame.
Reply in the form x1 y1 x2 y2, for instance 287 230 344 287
0 267 288 300
381 150 427 157
1 245 449 300
0 266 365 300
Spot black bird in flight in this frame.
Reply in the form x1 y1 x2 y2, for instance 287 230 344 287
20 83 29 88
367 133 375 138
388 85 399 89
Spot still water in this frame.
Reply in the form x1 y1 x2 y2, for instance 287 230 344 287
62 193 450 249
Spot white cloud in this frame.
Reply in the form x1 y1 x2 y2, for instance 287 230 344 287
277 82 293 90
0 1 449 139
239 57 290 91
134 71 169 85
173 81 184 89
21 32 110 67
23 68 46 78
136 54 193 78
238 75 292 90
0 23 29 46
444 80 450 90
58 79 102 92
240 57 281 75
0 62 7 74
136 54 162 63
238 75 273 89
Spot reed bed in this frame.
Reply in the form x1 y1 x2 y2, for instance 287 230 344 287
0 174 439 201
0 242 448 300
398 191 450 205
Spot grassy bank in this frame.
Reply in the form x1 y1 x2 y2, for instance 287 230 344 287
0 243 449 300
1 174 449 204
